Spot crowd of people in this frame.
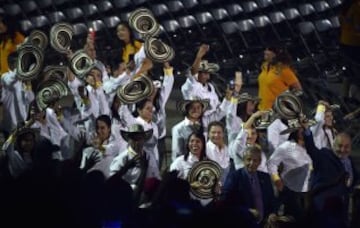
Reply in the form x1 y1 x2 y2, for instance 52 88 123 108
0 3 360 228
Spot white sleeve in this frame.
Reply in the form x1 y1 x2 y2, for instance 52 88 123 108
203 98 234 126
159 71 175 109
171 124 185 162
24 89 35 104
118 104 137 127
228 128 248 160
226 103 242 142
267 144 286 177
102 140 120 157
1 71 17 88
181 69 197 100
311 110 325 136
102 72 131 95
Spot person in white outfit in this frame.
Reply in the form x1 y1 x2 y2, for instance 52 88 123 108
172 88 234 162
206 121 231 185
267 126 312 220
67 63 110 133
1 52 34 133
118 98 160 168
311 100 337 150
181 44 221 116
80 115 120 178
229 110 269 173
0 125 37 179
110 123 160 189
170 131 216 205
226 93 259 143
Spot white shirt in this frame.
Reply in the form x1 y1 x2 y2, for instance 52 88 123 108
171 99 233 161
109 146 161 188
1 70 34 131
228 128 268 173
118 105 160 163
170 153 200 180
267 141 313 192
311 110 335 149
153 70 174 139
267 118 290 154
226 103 244 143
80 134 120 178
5 144 32 178
181 69 220 116
206 140 230 169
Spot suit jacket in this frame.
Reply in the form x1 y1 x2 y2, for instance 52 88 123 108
221 168 277 220
303 129 359 210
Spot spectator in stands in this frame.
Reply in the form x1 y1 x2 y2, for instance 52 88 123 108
84 31 110 83
116 22 152 79
1 52 34 134
0 123 37 179
0 14 24 75
311 100 338 150
267 127 312 223
301 120 359 226
181 44 221 115
206 121 231 185
170 131 207 180
257 46 302 111
221 146 278 227
226 93 260 142
110 124 160 195
80 115 120 178
171 88 234 162
229 110 269 172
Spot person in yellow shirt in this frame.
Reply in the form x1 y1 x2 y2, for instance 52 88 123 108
0 14 25 75
257 47 302 111
116 22 152 79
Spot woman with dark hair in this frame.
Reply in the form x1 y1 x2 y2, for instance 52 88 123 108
226 93 260 142
0 125 36 179
267 127 312 221
229 111 269 172
116 21 153 79
0 14 24 75
170 131 207 180
171 89 234 162
257 46 302 111
118 98 161 169
80 114 121 178
116 22 142 64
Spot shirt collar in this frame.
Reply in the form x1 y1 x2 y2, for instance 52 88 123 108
184 117 201 126
188 153 200 163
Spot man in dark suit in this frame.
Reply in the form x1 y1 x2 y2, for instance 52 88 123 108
302 122 359 226
221 146 278 227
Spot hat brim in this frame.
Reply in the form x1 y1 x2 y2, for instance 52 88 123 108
198 62 220 74
50 23 74 54
144 37 175 63
177 99 210 114
120 129 153 142
280 127 300 135
117 76 154 104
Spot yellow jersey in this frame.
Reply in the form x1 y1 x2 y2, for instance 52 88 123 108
0 32 25 75
121 40 142 64
258 62 300 110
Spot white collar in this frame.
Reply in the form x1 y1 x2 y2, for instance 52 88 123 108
184 117 201 126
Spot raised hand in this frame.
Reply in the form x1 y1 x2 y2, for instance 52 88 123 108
196 44 210 59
